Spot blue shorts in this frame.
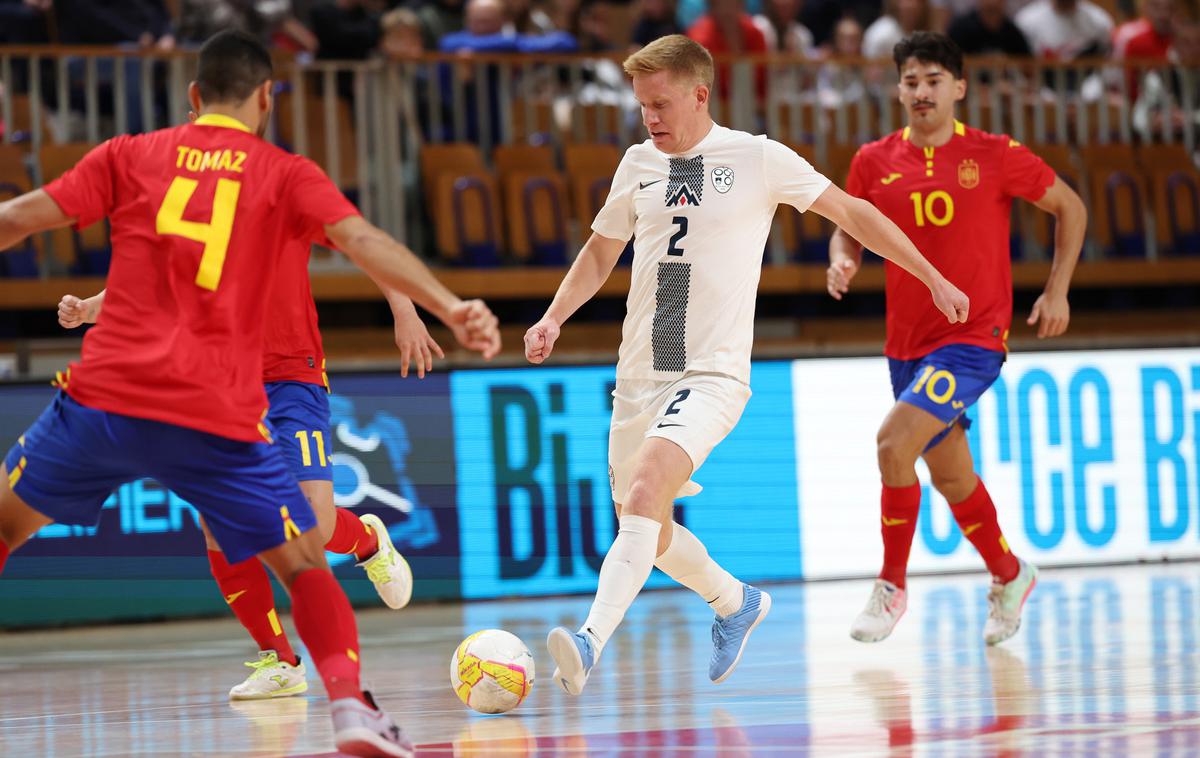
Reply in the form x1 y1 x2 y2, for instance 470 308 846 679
266 381 333 483
888 344 1005 451
4 393 317 563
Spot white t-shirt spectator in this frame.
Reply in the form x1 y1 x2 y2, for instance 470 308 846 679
862 15 904 59
1014 0 1114 60
752 15 816 55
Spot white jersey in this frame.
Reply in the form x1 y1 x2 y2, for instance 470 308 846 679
592 123 831 383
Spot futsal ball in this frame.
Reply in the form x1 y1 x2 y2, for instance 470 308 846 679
450 629 536 714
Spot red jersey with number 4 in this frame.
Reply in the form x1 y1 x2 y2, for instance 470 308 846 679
43 114 359 442
846 121 1056 360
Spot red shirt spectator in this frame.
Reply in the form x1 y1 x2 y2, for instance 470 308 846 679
688 0 768 99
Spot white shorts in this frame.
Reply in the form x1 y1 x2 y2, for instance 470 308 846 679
608 372 752 503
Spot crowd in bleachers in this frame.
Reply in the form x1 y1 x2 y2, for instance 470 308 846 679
0 1 1194 67
0 0 1199 274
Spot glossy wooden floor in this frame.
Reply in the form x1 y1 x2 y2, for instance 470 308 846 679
2 562 1198 756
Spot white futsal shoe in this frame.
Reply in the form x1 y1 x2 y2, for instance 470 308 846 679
228 650 308 700
331 690 415 758
850 579 907 643
358 513 414 610
984 559 1038 645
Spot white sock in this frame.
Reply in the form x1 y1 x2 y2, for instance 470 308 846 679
580 514 661 653
654 522 744 618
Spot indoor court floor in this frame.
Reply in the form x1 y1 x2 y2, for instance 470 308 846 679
1 561 1197 756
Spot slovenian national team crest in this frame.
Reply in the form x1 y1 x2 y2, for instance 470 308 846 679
958 159 980 189
666 155 704 207
711 166 734 193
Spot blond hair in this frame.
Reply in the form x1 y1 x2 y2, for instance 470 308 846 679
623 35 714 89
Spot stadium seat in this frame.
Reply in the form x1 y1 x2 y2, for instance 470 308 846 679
1081 144 1150 258
0 144 37 277
38 142 110 274
508 97 555 145
563 143 620 223
493 144 568 264
1018 143 1084 258
420 143 501 264
1139 144 1200 256
569 104 622 145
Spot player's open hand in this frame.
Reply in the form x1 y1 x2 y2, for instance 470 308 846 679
826 258 859 300
58 294 96 329
524 317 560 364
1027 291 1069 339
931 278 970 324
448 299 501 359
392 311 444 379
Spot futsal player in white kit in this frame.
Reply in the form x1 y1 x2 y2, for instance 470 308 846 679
523 34 970 695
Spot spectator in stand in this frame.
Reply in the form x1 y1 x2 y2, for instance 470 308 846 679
1113 0 1179 63
177 0 319 52
754 0 815 105
948 0 1033 56
754 0 816 55
310 0 386 60
1014 0 1114 61
632 0 682 48
55 0 176 134
56 0 175 49
380 7 427 58
817 15 868 107
417 0 467 51
863 0 932 59
678 0 760 40
931 0 1038 31
1133 15 1200 140
800 0 886 48
506 0 558 35
687 0 768 99
0 0 50 44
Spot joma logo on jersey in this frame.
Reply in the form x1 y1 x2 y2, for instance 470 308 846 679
958 159 980 189
665 155 704 207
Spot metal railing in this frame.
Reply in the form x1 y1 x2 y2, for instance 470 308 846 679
1 47 1198 272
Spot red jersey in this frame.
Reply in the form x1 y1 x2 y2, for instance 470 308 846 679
260 238 327 388
846 121 1056 361
44 114 358 442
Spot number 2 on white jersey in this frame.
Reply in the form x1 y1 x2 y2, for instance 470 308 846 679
155 176 242 291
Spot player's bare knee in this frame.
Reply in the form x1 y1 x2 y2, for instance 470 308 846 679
622 480 667 522
876 434 918 477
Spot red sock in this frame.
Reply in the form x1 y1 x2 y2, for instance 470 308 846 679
207 550 299 666
880 483 922 589
324 507 378 562
951 478 1020 583
0 541 8 575
290 568 364 703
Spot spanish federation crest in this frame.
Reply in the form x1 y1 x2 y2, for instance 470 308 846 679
666 155 704 207
958 159 980 189
711 166 734 193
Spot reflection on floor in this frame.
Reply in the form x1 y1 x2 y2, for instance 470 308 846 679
1 562 1198 756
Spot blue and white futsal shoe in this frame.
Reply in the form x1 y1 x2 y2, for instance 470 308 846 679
709 584 772 683
547 627 597 696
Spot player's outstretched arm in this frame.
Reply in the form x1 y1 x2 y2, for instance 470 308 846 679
58 289 106 329
1027 176 1086 339
0 189 74 252
808 184 969 324
827 228 864 301
524 232 626 365
325 216 500 359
